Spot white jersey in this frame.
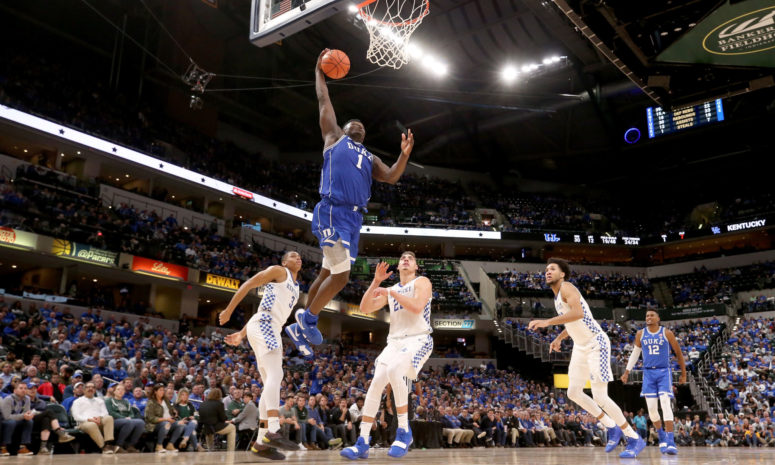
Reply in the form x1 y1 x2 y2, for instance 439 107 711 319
387 276 433 339
554 284 604 347
250 267 299 328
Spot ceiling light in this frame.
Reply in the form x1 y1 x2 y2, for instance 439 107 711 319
206 300 211 303
674 27 682 32
348 4 358 13
125 174 130 178
93 278 98 282
501 65 519 83
661 31 669 36
77 151 81 154
11 265 17 269
688 23 696 27
60 153 65 157
542 57 553 65
23 149 28 153
521 64 531 73
407 43 424 60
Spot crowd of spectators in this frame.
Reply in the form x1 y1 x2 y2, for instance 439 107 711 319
0 298 710 455
493 269 657 309
742 295 775 314
705 317 775 415
656 262 775 307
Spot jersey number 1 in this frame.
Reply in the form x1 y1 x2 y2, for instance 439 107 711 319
356 154 364 169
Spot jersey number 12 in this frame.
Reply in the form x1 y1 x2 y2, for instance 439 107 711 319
647 345 660 355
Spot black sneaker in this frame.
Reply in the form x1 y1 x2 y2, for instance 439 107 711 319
251 445 286 460
262 432 300 451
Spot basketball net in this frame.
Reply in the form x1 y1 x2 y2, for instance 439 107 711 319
357 0 429 69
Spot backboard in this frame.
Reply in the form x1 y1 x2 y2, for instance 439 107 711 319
250 0 350 47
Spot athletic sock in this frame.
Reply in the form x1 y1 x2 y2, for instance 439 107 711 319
360 422 372 443
304 308 319 325
397 413 409 430
257 428 268 444
598 415 616 428
622 425 639 440
268 417 280 433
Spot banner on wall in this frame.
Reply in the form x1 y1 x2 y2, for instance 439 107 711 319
0 227 38 249
200 272 241 291
131 256 188 280
51 239 119 266
629 304 726 321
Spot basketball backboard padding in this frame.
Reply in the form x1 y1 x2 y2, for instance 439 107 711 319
250 0 350 47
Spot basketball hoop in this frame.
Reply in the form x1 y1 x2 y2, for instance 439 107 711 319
357 0 430 69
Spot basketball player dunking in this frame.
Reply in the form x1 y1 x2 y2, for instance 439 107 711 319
218 251 303 460
285 49 415 357
341 252 433 460
528 258 646 458
621 309 686 455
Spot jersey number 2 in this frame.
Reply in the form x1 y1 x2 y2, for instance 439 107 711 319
647 345 660 355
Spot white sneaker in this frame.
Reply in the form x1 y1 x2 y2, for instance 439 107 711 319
298 443 306 451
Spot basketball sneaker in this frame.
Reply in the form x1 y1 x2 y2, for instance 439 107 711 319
388 427 413 458
251 444 286 461
284 324 313 357
658 429 667 454
605 426 623 453
262 431 300 451
665 432 678 455
294 308 323 345
619 436 646 458
340 437 369 460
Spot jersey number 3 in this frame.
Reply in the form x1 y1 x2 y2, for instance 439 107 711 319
647 344 660 355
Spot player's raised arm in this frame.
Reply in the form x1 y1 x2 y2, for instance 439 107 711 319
359 262 392 313
316 49 344 147
218 265 287 325
622 329 643 383
372 129 414 184
665 328 687 384
377 276 431 315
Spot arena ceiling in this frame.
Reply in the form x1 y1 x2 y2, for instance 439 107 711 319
2 0 774 195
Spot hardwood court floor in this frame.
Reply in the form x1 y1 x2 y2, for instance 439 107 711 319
4 447 773 465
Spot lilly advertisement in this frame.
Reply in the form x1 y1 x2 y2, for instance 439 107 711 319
131 256 188 280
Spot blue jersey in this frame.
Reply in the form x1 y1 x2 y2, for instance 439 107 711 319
319 135 373 208
640 326 670 369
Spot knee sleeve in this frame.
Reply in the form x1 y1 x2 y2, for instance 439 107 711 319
387 363 409 407
259 350 283 411
258 393 268 421
363 363 390 418
646 397 660 422
568 380 603 417
591 382 626 425
659 394 674 422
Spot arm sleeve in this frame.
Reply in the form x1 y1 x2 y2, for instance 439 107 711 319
626 346 642 371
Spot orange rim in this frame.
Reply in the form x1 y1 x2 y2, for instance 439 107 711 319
357 0 429 27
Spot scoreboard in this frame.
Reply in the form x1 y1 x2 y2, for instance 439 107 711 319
646 98 725 138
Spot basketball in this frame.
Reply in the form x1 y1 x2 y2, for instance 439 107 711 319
321 49 350 79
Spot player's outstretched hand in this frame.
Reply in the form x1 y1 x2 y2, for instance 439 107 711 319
316 48 331 72
620 372 629 384
679 372 687 384
527 319 547 331
374 261 393 283
218 309 232 325
400 129 414 157
224 331 244 347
